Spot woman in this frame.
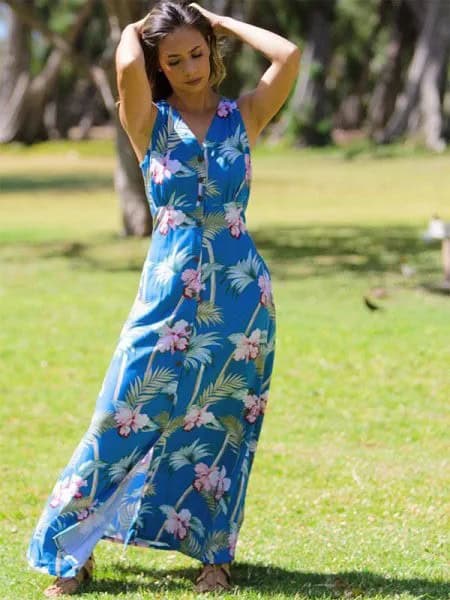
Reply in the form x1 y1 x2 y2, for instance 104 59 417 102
27 1 300 595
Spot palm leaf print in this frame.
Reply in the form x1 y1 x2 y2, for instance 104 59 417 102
158 415 185 439
154 247 193 285
204 179 220 197
201 262 223 281
203 530 230 563
217 415 245 451
143 481 156 497
179 531 204 558
168 439 212 471
218 126 245 164
197 373 247 407
202 212 227 241
123 367 176 408
189 516 206 538
84 410 117 442
184 332 222 370
225 250 260 294
77 459 107 479
196 300 223 327
165 190 192 210
108 448 142 484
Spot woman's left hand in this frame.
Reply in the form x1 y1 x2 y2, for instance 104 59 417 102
188 3 229 35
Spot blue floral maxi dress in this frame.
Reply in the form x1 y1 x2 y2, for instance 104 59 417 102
27 96 276 577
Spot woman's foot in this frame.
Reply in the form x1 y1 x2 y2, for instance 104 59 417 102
43 555 95 597
194 562 232 593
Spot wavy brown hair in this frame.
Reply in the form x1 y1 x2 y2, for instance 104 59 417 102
135 0 226 101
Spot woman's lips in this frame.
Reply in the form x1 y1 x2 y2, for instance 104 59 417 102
186 77 202 85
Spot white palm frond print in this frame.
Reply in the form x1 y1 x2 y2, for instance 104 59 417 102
153 247 193 285
196 300 223 327
85 410 117 442
197 373 247 407
108 448 142 484
200 262 223 282
217 125 247 164
202 530 230 563
224 250 260 294
168 439 213 471
184 332 222 370
123 367 176 408
202 212 227 241
179 532 204 558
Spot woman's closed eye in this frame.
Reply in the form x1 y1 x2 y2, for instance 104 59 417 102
168 53 203 66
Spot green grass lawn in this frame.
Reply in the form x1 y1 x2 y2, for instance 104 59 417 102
0 141 449 599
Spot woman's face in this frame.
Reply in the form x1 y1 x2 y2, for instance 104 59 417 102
158 26 211 94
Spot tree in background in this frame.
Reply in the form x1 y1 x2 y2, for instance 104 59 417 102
0 0 449 236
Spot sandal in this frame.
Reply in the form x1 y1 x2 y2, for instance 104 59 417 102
43 554 95 597
194 562 232 593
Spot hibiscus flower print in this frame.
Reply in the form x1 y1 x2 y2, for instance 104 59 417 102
156 319 191 354
164 507 191 540
193 463 231 500
228 531 238 557
243 391 268 423
49 474 87 508
224 202 247 238
114 405 150 437
183 405 215 431
216 99 237 118
158 205 187 235
244 153 252 183
181 268 205 299
232 329 261 362
150 151 182 184
258 272 272 306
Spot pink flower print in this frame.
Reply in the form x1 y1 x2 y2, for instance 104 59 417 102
183 405 215 431
193 463 231 500
244 153 252 182
158 205 186 235
181 268 205 299
49 474 88 508
114 405 150 437
210 465 231 500
216 100 237 118
164 507 191 540
156 319 191 354
233 329 261 362
150 151 181 184
224 203 247 238
258 272 272 306
244 392 268 423
228 531 238 557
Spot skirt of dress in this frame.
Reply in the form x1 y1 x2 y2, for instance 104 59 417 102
27 226 276 578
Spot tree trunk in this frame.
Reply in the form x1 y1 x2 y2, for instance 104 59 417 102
367 0 417 136
103 0 152 237
379 0 449 147
0 5 31 143
0 0 97 143
273 1 335 145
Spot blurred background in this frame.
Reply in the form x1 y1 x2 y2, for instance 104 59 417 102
0 3 449 597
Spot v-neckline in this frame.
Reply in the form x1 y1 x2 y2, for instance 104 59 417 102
163 95 224 148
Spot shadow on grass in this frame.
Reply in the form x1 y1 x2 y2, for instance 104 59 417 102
1 224 442 281
0 174 113 192
79 561 449 598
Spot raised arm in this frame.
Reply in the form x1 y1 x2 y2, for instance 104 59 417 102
115 17 157 163
189 3 300 148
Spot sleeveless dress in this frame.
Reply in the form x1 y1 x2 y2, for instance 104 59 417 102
27 95 276 578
